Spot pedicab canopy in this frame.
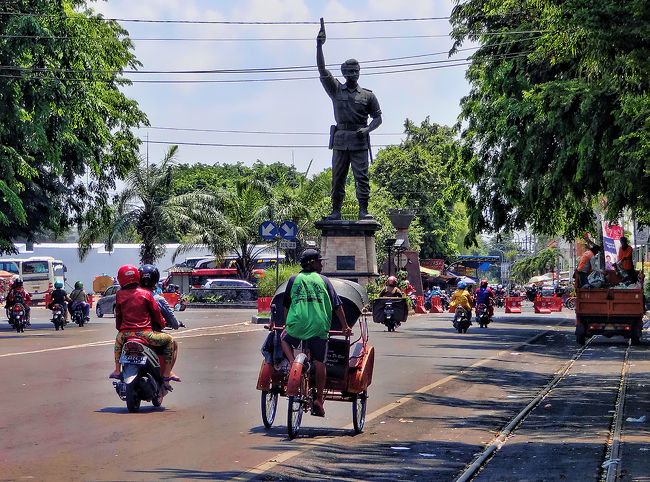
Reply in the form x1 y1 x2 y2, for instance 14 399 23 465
270 277 369 330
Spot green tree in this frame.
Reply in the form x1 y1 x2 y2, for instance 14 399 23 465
172 179 277 280
450 0 650 243
0 1 147 253
78 146 180 264
370 118 466 258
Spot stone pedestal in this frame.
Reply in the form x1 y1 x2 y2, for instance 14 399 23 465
314 219 381 287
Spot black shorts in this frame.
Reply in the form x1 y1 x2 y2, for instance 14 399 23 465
281 331 328 364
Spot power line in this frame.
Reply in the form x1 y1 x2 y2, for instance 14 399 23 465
0 13 450 25
145 140 396 148
143 126 405 136
0 31 548 42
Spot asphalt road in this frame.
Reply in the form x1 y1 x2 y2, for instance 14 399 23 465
1 304 645 481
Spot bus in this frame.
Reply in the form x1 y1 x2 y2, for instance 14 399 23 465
0 256 66 301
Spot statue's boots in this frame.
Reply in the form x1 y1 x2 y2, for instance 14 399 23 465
358 199 374 220
326 201 342 220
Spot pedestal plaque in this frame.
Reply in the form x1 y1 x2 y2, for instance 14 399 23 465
314 219 381 287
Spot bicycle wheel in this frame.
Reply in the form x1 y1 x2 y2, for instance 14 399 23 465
287 368 307 439
566 298 575 310
352 390 367 434
261 390 278 428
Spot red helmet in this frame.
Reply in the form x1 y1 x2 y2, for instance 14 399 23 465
481 279 488 288
387 276 397 287
117 265 140 287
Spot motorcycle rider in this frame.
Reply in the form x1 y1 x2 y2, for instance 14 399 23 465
48 281 71 322
139 264 185 374
69 281 91 322
474 279 495 321
380 276 404 298
278 249 351 418
5 278 31 325
110 265 181 391
449 281 473 319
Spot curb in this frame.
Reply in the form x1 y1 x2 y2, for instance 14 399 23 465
186 302 257 310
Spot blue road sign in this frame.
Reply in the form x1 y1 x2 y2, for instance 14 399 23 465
259 221 277 240
279 221 298 240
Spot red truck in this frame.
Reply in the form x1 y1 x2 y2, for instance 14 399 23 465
575 287 645 345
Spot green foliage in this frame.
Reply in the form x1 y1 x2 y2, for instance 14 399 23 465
450 0 650 241
256 262 301 297
510 247 565 284
78 146 181 264
0 1 147 253
370 118 468 258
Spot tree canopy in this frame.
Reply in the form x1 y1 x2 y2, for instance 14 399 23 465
450 0 650 243
0 1 147 253
370 118 467 258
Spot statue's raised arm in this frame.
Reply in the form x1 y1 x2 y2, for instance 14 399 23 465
317 18 327 74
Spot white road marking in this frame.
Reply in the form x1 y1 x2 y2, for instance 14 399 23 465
0 322 263 358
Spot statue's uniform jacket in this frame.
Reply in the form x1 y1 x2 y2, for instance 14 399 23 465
320 69 382 203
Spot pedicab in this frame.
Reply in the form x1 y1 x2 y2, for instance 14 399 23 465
256 278 374 439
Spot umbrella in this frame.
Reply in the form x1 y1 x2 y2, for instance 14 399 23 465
420 266 441 277
0 270 17 279
529 274 553 284
270 277 368 330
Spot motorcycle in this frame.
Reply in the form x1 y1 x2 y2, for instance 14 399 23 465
452 306 471 333
112 338 167 412
71 304 88 327
494 295 505 308
10 303 27 333
372 297 408 333
50 303 66 331
476 303 491 328
440 293 450 311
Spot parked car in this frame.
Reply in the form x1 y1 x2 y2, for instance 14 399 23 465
201 278 256 301
96 285 120 317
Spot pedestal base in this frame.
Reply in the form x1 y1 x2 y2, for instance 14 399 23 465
315 219 381 287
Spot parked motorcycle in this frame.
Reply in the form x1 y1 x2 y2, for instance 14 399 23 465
112 338 167 412
476 303 491 328
452 306 471 333
440 293 450 311
9 303 27 333
50 303 66 331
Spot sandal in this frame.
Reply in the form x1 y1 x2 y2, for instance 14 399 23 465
108 372 121 380
312 403 325 418
163 375 182 382
162 383 174 392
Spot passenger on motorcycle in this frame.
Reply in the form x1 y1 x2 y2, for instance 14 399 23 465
449 281 473 315
5 279 31 324
110 265 181 389
69 281 91 322
278 249 351 418
48 281 71 322
380 276 404 298
474 279 495 318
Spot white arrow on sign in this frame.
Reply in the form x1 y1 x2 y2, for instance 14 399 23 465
261 223 276 237
281 224 295 238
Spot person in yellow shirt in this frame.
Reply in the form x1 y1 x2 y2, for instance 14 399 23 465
450 281 473 314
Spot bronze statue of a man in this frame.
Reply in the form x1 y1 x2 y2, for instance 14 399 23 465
317 19 382 221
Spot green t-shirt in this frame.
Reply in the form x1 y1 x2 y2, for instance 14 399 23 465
285 271 333 340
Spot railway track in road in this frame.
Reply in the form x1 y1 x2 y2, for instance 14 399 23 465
455 336 633 482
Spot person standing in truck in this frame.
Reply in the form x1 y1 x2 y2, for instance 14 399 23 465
617 237 637 283
576 245 600 288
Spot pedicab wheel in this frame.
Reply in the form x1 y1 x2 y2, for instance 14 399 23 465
287 395 303 439
261 390 278 428
352 390 367 434
125 384 141 413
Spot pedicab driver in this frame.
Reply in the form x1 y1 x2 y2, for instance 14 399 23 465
279 249 351 417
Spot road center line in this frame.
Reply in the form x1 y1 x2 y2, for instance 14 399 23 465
0 322 261 357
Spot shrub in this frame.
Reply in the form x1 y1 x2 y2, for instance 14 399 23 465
256 262 302 298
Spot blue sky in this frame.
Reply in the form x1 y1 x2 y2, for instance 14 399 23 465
92 0 471 175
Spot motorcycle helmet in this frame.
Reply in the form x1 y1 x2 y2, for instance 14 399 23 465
54 281 63 289
386 276 397 287
139 264 160 288
457 281 466 289
117 264 140 287
481 279 488 288
74 281 83 290
13 278 23 288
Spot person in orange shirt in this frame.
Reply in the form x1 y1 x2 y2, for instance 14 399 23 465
576 245 600 288
617 237 637 282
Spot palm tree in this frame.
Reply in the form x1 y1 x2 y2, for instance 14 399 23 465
78 146 180 265
171 179 277 280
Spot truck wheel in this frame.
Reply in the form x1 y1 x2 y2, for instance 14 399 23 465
631 322 642 345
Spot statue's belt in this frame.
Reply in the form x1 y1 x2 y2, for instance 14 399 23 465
336 122 367 131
